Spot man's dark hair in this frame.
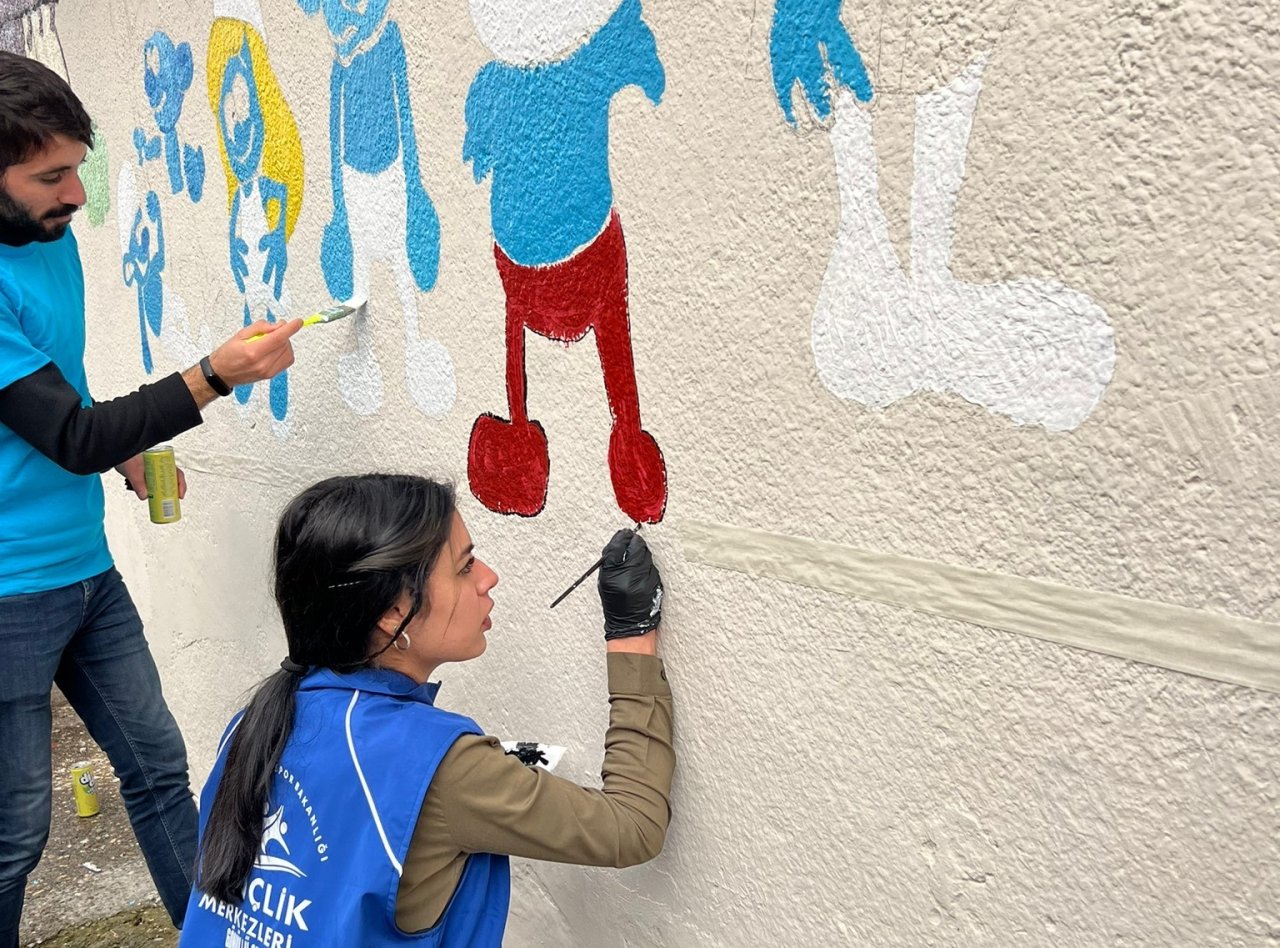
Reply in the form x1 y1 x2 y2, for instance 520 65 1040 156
0 51 92 173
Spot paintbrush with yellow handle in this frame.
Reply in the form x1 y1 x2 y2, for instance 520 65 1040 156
247 299 365 341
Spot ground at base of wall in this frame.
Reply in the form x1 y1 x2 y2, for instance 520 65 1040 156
21 692 175 947
24 907 175 948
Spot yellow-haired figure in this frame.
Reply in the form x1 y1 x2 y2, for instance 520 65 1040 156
207 0 303 426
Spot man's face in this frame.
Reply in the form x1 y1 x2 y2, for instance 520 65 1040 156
0 133 88 246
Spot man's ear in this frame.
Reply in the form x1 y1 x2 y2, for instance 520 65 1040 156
376 592 411 637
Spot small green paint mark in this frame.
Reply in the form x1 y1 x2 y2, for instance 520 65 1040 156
82 125 110 227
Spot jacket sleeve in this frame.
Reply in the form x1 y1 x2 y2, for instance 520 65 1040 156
0 362 203 475
396 652 676 932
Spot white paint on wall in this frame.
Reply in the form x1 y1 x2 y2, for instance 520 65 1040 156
338 161 456 418
812 55 1116 431
469 0 621 65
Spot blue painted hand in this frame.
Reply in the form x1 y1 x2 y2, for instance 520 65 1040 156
769 0 873 126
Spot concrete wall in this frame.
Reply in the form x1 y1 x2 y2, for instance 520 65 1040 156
25 0 1280 943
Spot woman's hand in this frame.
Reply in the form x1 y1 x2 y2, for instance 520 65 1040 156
598 529 663 642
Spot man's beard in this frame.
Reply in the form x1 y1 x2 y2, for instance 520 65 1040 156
0 187 76 246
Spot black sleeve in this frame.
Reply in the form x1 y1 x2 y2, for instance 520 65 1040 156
0 362 204 475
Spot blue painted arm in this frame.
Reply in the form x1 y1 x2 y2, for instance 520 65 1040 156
321 57 353 300
388 25 424 188
147 191 165 277
390 24 441 293
611 0 665 105
122 209 145 285
462 68 496 184
769 0 872 125
133 127 162 164
258 177 289 300
295 0 321 15
327 59 346 218
227 187 248 293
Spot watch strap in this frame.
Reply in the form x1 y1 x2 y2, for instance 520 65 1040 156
200 356 232 397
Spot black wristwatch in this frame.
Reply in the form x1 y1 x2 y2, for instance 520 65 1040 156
199 356 232 397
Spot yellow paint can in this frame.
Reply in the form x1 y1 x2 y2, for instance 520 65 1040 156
71 761 99 818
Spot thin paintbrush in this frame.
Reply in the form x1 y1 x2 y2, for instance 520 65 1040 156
549 524 643 608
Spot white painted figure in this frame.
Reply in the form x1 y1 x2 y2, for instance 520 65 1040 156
811 56 1115 431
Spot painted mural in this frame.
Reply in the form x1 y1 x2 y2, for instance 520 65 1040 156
117 160 209 372
464 0 668 524
208 0 304 428
771 1 1115 431
121 29 208 373
135 30 205 203
296 0 455 418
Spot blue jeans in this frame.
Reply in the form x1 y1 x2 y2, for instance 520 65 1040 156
0 568 198 946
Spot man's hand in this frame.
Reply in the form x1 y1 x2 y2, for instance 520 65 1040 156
210 319 302 387
117 454 187 500
183 318 303 408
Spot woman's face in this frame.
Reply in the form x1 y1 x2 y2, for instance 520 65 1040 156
408 511 498 668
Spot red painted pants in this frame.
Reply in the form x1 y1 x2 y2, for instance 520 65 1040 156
468 211 667 522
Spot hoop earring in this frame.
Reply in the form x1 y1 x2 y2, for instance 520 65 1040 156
393 632 411 652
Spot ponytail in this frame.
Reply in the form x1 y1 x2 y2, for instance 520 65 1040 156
195 669 302 903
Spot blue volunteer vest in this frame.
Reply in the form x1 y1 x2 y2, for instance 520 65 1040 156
180 668 511 946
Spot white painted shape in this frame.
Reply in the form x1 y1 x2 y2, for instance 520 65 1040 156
813 56 1116 431
211 0 264 35
340 162 455 417
231 182 291 436
469 0 621 65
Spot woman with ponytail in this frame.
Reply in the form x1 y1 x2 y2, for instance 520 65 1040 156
179 474 673 946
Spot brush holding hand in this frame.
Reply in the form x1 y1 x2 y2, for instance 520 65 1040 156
598 528 664 641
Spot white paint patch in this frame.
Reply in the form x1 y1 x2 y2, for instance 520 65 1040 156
681 519 1280 694
211 0 264 36
812 56 1116 431
339 162 456 418
232 180 292 437
469 0 621 65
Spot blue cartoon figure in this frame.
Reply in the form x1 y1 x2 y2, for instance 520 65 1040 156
208 1 306 427
463 0 669 523
134 30 205 203
121 190 165 374
295 0 454 417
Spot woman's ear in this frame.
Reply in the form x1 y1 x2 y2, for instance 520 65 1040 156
376 592 413 638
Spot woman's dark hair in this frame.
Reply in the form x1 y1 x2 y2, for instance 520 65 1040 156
196 474 457 903
0 52 93 173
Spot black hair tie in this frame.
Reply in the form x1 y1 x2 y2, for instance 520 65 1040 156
280 657 307 675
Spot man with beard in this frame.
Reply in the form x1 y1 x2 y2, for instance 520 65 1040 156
0 51 303 945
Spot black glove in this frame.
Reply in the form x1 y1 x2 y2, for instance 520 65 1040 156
597 529 663 640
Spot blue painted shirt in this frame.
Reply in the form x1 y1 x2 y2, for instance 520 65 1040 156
0 230 112 596
464 0 665 266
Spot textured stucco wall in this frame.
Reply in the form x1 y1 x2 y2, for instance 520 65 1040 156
31 0 1280 943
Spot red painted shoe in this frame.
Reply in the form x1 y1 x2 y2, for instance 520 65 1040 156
468 414 550 517
608 426 667 523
